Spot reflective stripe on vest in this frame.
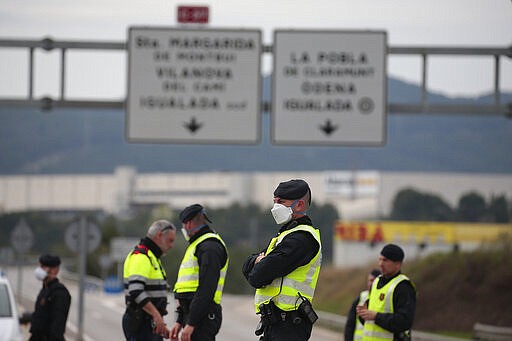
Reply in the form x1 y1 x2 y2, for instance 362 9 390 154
123 247 168 305
254 225 322 312
362 274 410 341
354 290 369 341
173 232 228 304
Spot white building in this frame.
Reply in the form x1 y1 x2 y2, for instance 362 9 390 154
1 166 511 219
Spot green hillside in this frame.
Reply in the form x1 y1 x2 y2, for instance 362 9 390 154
1 78 512 174
315 237 512 337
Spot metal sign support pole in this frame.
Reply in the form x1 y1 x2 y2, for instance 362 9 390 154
17 255 23 300
77 216 88 341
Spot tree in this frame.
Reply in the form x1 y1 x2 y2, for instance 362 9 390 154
308 202 339 263
390 188 423 220
456 192 487 222
487 195 510 223
423 194 454 221
390 188 453 221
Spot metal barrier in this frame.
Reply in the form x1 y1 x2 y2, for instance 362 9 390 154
316 311 468 341
473 323 512 341
0 37 511 116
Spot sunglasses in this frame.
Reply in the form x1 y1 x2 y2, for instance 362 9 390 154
162 224 175 232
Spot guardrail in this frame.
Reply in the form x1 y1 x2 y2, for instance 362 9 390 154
61 270 104 292
473 323 512 341
316 311 468 341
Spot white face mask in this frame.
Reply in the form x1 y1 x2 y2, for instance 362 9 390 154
34 267 48 281
181 227 190 242
271 203 293 225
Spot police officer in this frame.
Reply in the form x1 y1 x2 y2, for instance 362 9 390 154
345 269 381 341
122 220 177 341
170 204 229 341
357 244 416 341
29 254 71 341
242 179 322 341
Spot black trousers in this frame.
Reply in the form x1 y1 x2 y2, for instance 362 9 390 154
184 304 222 341
264 318 313 341
29 334 65 341
122 312 163 341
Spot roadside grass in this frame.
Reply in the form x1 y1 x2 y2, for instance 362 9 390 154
314 236 512 335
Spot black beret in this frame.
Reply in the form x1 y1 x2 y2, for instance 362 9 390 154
39 254 61 267
273 179 311 204
179 204 211 223
380 244 405 262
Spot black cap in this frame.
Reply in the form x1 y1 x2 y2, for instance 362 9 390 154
273 179 311 205
179 204 212 223
370 269 381 277
380 244 405 262
39 254 61 267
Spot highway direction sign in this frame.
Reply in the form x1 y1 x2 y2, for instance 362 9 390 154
272 30 387 145
127 27 262 144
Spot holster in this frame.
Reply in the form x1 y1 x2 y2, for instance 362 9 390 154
258 302 282 326
256 297 318 335
255 302 277 339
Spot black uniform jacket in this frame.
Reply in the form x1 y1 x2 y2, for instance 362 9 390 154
29 278 71 340
242 216 320 289
174 226 228 326
344 294 362 341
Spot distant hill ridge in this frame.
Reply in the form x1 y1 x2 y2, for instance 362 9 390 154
0 76 511 174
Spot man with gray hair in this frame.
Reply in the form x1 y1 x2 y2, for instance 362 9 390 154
123 220 177 340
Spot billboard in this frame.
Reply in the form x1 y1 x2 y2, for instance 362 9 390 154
324 171 380 198
334 221 512 244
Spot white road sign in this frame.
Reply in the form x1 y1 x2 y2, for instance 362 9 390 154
272 30 387 145
127 27 262 144
65 220 102 254
110 237 140 262
10 218 34 253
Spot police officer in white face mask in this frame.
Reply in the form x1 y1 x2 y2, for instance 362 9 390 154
29 254 71 341
242 179 322 341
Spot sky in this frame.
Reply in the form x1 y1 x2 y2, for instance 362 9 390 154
0 0 511 100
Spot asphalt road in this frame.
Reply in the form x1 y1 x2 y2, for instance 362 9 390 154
6 266 341 340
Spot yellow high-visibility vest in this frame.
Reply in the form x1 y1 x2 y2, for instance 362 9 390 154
362 274 411 341
123 244 169 306
174 233 229 304
354 290 369 340
254 225 322 313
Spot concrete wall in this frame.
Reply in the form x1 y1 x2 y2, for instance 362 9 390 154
0 174 116 213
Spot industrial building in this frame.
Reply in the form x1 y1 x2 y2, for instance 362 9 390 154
1 166 511 219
